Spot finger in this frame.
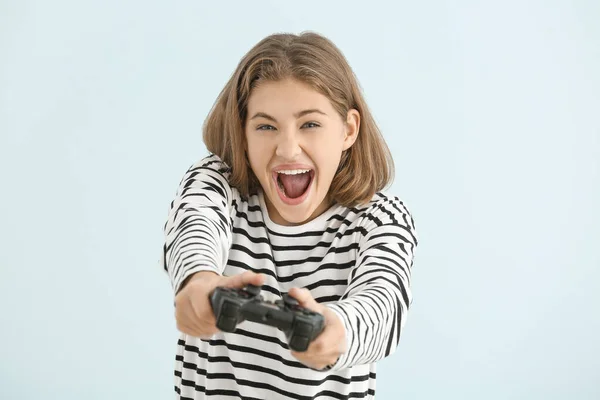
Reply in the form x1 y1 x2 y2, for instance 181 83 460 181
311 323 345 354
177 300 208 334
242 270 266 287
288 287 321 313
290 334 339 365
222 270 265 289
176 320 196 336
189 296 215 323
290 350 331 371
177 307 217 338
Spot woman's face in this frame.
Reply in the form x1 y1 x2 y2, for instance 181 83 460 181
244 78 360 226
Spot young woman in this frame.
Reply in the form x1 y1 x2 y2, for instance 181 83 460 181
161 31 418 399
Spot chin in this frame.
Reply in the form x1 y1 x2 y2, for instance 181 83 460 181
279 209 314 225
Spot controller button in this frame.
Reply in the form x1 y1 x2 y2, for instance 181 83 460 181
290 336 309 352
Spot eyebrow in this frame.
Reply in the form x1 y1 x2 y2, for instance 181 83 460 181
249 109 327 122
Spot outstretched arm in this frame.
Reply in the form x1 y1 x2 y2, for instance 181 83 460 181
291 197 418 370
161 155 234 295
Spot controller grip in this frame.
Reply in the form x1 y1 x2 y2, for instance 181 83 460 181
210 288 243 332
287 314 325 352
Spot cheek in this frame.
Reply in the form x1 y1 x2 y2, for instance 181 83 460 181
246 141 270 178
247 134 271 154
315 153 342 180
245 139 260 162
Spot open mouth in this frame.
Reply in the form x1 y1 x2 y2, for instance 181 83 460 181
272 169 315 204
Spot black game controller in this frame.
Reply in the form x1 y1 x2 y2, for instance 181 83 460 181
209 284 325 352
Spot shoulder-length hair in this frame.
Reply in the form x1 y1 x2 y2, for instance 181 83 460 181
203 31 394 207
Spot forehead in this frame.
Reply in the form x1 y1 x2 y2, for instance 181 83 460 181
247 78 334 114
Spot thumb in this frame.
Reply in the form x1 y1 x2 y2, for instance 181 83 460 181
288 287 323 313
221 270 265 289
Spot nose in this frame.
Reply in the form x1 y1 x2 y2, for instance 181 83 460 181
275 130 302 160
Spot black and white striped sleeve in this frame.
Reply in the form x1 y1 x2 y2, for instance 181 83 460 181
326 197 418 370
161 155 234 295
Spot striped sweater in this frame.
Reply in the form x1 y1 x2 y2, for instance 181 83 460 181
161 154 418 399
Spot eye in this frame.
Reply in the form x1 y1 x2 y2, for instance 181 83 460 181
302 122 320 129
257 124 276 131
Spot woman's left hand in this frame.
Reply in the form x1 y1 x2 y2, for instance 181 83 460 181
287 287 347 371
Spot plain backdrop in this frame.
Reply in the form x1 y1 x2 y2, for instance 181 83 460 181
1 1 599 399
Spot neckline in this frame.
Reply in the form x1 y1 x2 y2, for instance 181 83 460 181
257 190 341 234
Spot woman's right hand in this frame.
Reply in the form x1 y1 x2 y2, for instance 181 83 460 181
174 270 266 339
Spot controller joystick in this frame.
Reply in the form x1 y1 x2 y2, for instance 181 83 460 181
243 284 261 297
281 293 299 307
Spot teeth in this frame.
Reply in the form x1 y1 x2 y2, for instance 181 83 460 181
277 169 310 175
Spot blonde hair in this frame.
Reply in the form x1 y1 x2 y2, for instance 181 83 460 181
203 31 394 207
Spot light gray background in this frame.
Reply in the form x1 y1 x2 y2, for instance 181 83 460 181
1 1 598 399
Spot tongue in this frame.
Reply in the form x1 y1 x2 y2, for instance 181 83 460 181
279 172 311 198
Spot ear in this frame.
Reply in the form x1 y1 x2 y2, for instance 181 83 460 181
342 108 360 151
